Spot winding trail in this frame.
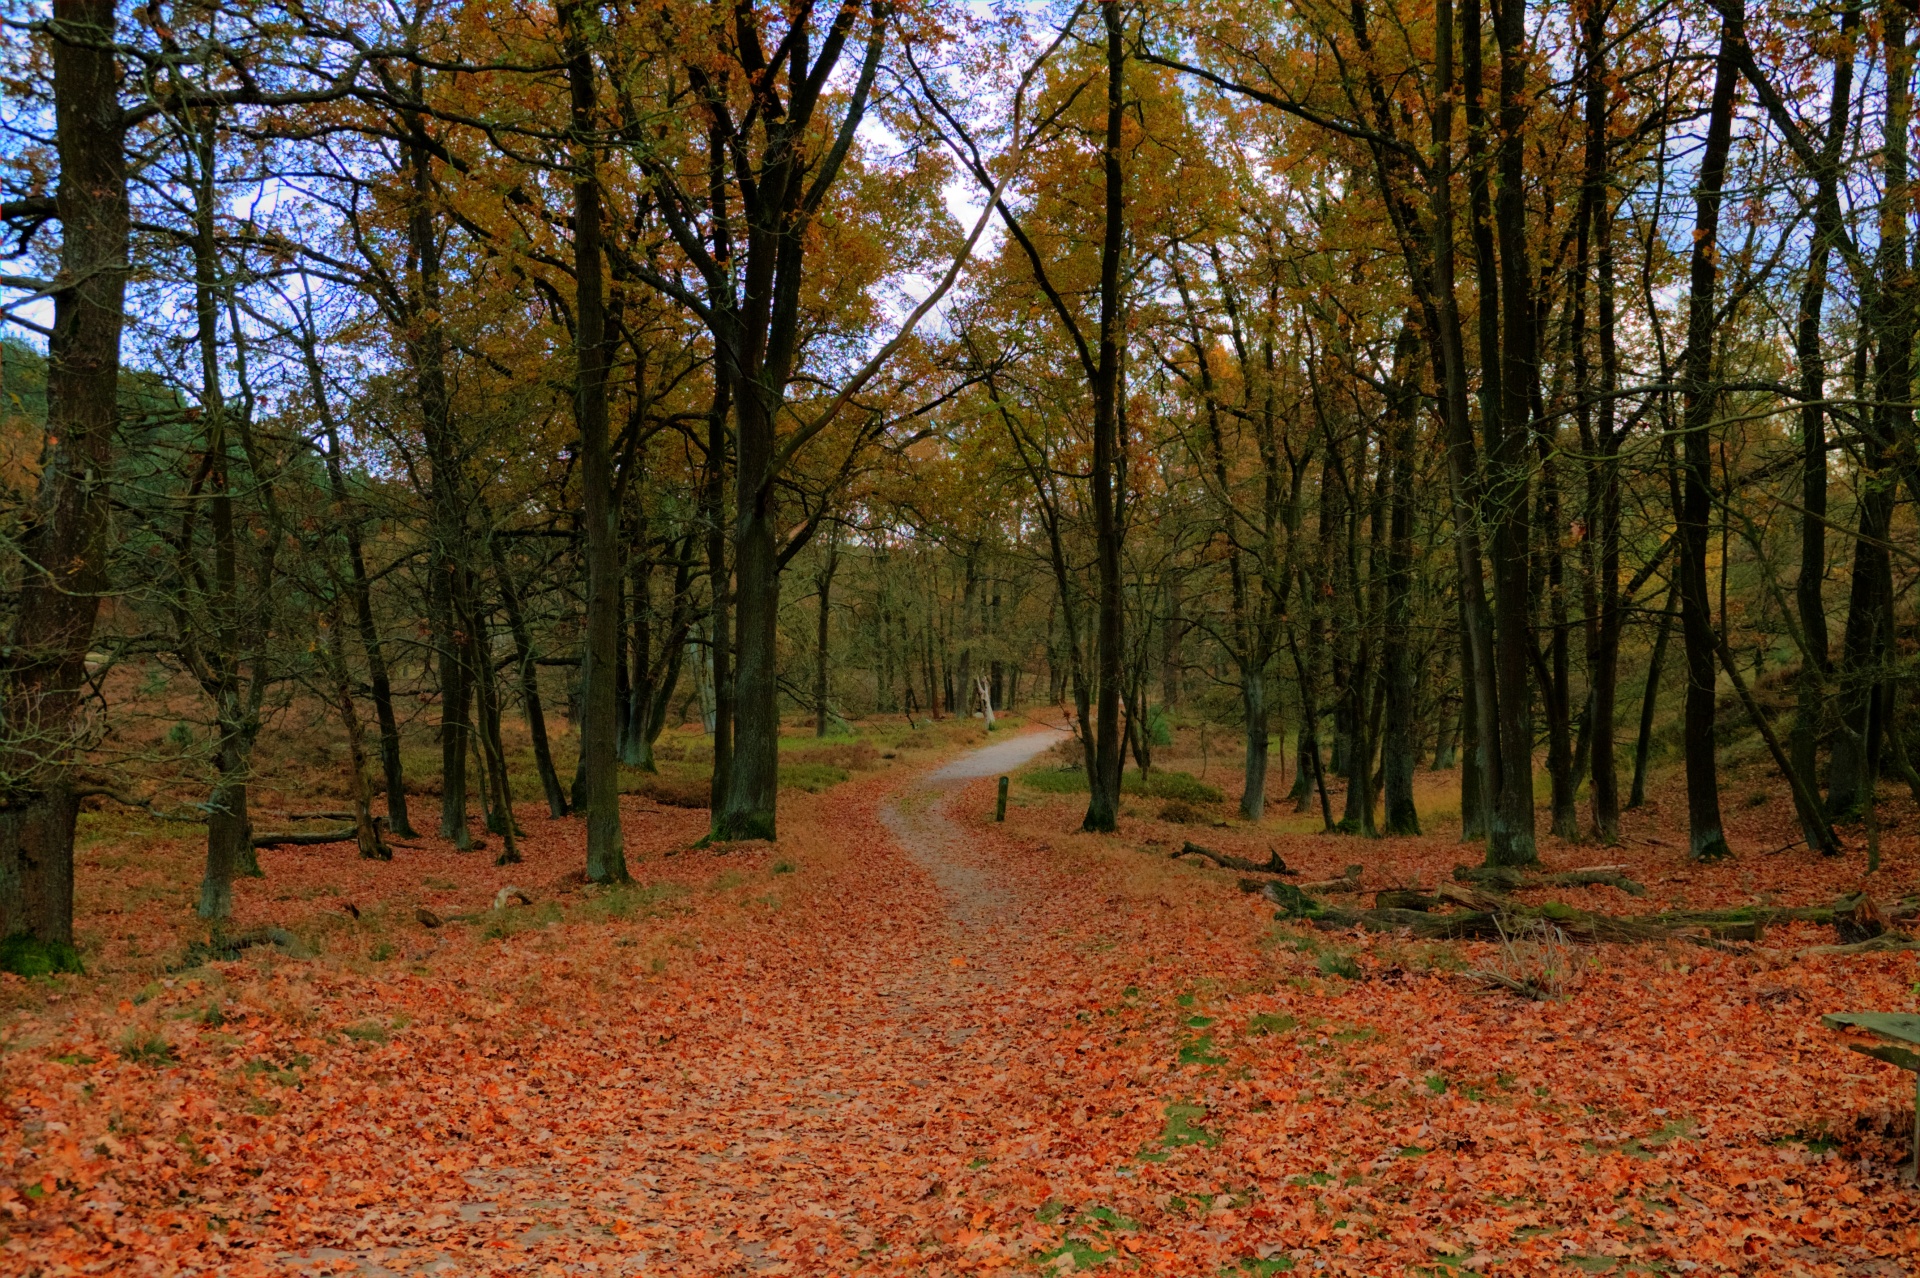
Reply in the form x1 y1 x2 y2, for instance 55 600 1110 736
291 724 1155 1276
879 728 1062 939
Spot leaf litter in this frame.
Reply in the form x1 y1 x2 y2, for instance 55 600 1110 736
3 738 1920 1274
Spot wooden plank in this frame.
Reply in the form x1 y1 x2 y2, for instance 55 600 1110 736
1847 1042 1920 1072
1821 1012 1920 1046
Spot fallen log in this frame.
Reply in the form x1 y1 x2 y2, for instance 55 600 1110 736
177 926 314 968
252 828 357 848
1304 903 1708 945
1435 882 1507 913
1174 842 1292 875
1452 864 1646 896
1541 869 1647 897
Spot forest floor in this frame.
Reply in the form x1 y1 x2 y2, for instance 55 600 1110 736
6 718 1920 1275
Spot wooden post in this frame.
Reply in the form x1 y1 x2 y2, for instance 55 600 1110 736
995 776 1009 822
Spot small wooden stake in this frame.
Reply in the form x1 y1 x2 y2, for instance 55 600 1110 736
995 776 1009 822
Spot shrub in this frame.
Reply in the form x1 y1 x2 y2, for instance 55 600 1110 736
1158 800 1199 824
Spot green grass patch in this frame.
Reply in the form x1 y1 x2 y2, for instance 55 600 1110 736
1019 767 1224 804
779 761 850 793
1179 1033 1228 1066
1156 1101 1220 1149
0 932 84 977
118 1030 174 1067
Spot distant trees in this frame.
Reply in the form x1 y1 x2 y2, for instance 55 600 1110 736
4 0 1920 948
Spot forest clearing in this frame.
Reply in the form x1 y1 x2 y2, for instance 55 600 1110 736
12 0 1920 1271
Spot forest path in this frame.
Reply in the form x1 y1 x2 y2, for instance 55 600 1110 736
878 726 1064 938
287 722 1151 1277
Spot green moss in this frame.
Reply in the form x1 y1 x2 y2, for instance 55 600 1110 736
0 933 84 977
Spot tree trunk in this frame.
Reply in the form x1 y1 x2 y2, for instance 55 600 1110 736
1673 13 1740 861
1829 8 1908 823
1482 0 1540 866
1790 3 1859 842
716 388 781 841
197 739 257 922
1082 1 1129 834
814 530 840 737
1241 668 1270 821
0 0 126 948
1459 629 1487 839
1382 323 1421 836
323 597 389 861
1628 582 1677 810
564 0 627 879
704 380 733 808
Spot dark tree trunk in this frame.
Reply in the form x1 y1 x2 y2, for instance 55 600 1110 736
1575 0 1622 845
1459 622 1487 839
814 529 840 737
1790 3 1859 842
1830 9 1907 823
1629 581 1678 810
717 387 781 840
1382 323 1421 836
322 597 388 861
0 0 127 946
564 0 627 880
1242 668 1270 820
1082 1 1129 834
300 325 415 841
1483 0 1540 866
398 118 475 852
704 379 733 809
1674 15 1740 861
1538 454 1578 841
1162 574 1183 709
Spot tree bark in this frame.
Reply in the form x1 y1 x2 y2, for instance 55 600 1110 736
1674 13 1741 860
1082 0 1129 834
814 527 840 736
400 115 474 851
1382 323 1421 836
563 0 627 880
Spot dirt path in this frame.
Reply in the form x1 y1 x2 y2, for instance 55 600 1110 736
287 726 1140 1276
879 727 1063 938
